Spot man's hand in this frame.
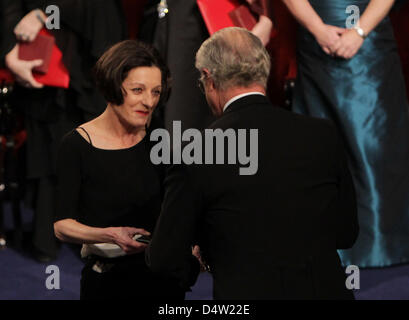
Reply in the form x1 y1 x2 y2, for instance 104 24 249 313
108 227 150 255
5 45 44 89
312 23 346 55
333 29 365 59
14 9 46 42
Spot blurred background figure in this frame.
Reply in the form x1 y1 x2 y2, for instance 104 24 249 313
1 0 127 262
150 0 215 132
283 0 409 267
140 0 289 132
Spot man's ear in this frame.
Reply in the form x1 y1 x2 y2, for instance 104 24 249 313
209 78 217 92
202 68 217 92
202 68 211 78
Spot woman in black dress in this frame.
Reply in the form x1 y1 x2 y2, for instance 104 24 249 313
54 40 186 300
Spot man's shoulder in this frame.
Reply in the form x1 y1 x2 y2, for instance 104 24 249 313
209 102 336 135
208 99 277 129
287 112 340 151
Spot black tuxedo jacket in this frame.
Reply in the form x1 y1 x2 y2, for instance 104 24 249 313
147 95 359 300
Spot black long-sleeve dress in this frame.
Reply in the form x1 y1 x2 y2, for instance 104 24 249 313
55 129 184 300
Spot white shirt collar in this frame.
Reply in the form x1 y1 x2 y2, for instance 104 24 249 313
223 92 266 113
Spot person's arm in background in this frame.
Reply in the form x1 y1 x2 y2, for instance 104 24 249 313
356 0 395 34
5 4 45 89
146 163 202 291
21 0 86 36
5 45 44 88
1 0 44 87
41 0 126 61
281 0 346 55
13 0 48 42
13 0 87 43
333 0 395 59
247 0 274 46
252 16 273 47
0 0 24 67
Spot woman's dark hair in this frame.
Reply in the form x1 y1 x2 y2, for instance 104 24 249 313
94 40 171 108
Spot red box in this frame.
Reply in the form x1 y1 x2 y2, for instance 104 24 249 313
18 33 54 74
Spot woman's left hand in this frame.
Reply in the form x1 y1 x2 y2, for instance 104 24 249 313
14 9 46 42
333 29 364 59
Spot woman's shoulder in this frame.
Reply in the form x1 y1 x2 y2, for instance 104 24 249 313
62 119 96 147
59 129 86 153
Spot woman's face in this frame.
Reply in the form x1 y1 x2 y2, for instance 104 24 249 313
114 66 162 130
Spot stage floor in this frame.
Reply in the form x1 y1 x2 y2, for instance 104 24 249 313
1 242 409 300
1 205 408 300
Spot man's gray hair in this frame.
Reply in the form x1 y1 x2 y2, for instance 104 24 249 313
195 27 271 90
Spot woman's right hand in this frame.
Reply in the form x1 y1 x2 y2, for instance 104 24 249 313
312 23 346 55
5 44 44 89
108 227 150 255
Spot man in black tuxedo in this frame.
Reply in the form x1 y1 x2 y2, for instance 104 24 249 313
147 27 359 300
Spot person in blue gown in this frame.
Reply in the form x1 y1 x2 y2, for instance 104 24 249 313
282 0 409 267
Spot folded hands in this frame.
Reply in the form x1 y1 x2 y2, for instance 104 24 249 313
314 24 365 59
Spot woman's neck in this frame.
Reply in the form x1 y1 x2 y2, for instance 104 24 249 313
99 106 146 145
